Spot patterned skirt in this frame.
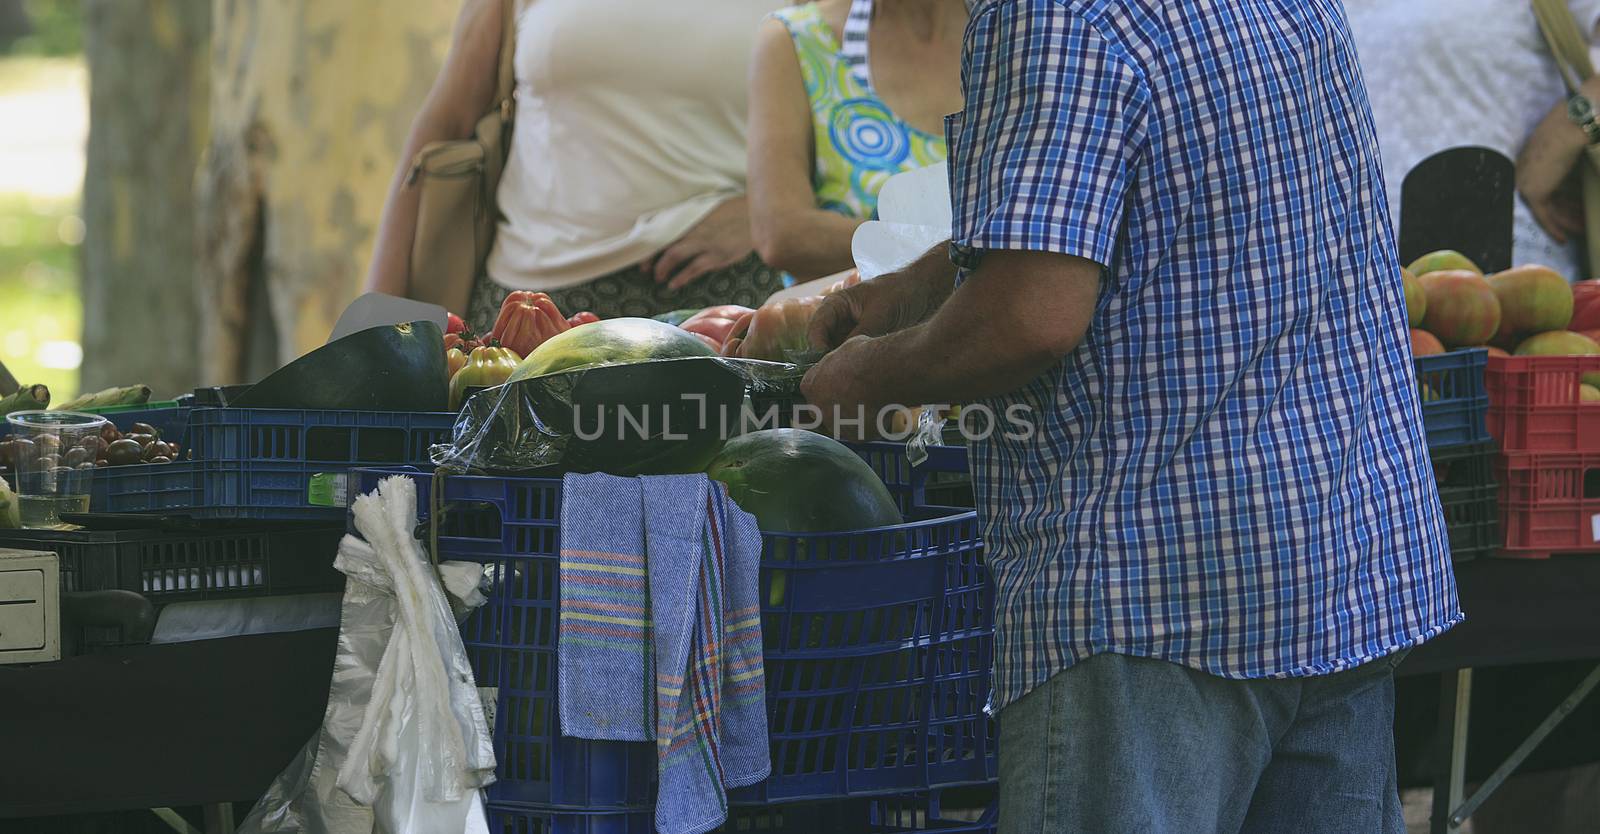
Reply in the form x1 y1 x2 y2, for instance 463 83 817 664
467 253 785 333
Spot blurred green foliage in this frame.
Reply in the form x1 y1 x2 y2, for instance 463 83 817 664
0 0 83 57
0 193 82 400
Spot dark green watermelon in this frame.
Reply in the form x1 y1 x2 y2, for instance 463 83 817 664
509 317 715 382
706 429 903 533
708 428 904 608
232 320 447 411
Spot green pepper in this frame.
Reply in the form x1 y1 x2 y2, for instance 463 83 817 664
448 344 521 410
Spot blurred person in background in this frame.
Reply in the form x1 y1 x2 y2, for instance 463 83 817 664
367 0 785 330
746 0 966 282
1347 0 1600 281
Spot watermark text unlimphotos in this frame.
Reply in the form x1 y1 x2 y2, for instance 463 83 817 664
570 395 1036 442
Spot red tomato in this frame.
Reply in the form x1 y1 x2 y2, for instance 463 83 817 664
680 305 752 350
567 311 601 327
1572 280 1600 332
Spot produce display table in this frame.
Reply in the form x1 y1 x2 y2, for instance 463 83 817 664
1398 557 1600 833
0 628 337 830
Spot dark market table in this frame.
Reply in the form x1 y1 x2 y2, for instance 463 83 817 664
0 628 337 832
0 558 1595 834
1398 556 1600 834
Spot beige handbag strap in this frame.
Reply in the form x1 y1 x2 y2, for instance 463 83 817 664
1533 0 1595 90
495 0 518 126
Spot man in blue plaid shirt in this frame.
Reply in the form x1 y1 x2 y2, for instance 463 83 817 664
802 0 1462 830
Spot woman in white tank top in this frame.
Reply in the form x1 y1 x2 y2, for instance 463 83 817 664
366 0 785 329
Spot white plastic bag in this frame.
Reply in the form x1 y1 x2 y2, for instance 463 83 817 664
237 475 494 834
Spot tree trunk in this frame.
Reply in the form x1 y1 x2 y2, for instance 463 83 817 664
197 0 454 385
81 0 210 399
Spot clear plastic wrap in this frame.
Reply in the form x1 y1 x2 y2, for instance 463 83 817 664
430 356 804 474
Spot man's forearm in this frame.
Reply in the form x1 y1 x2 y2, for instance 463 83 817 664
902 242 959 310
863 250 1097 406
864 302 1065 407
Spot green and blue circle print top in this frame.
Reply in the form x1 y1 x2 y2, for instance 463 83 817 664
770 3 947 220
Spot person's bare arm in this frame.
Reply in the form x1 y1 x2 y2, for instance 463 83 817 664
365 0 504 297
802 250 1100 433
747 18 867 281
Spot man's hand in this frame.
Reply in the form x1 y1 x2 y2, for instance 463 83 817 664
801 249 1101 441
808 244 957 352
643 196 755 290
801 334 892 441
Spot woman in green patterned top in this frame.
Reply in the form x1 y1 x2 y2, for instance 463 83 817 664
747 0 966 282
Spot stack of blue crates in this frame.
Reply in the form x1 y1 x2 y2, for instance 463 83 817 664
1413 348 1499 562
353 439 996 833
91 405 454 520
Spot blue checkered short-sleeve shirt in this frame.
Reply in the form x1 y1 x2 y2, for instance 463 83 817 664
948 0 1462 711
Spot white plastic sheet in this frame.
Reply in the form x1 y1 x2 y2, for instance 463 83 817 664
850 161 953 280
237 475 494 834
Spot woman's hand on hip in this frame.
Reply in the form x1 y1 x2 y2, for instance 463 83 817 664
644 196 755 291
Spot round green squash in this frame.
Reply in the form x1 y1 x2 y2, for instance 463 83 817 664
708 429 905 608
706 429 903 533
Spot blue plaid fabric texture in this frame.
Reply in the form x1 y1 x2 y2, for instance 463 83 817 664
946 0 1462 712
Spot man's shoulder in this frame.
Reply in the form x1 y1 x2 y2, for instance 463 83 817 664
966 0 1141 20
965 0 1152 54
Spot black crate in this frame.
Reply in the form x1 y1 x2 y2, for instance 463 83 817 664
0 526 346 650
1428 440 1500 563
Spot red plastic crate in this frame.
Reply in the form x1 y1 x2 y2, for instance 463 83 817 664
1485 355 1600 453
1496 452 1600 559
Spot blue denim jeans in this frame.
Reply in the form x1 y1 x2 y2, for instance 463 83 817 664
997 652 1407 834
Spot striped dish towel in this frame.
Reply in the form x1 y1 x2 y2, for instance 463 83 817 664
558 473 768 834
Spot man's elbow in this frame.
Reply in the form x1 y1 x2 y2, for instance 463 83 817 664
1008 317 1090 369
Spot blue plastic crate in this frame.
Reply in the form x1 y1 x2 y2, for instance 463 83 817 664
354 466 996 809
1415 349 1490 448
188 407 453 464
84 408 455 520
93 459 368 520
1427 439 1499 562
92 460 203 514
873 791 998 833
849 442 971 514
485 791 996 834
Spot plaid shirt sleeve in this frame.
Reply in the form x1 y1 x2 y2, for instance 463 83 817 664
948 1 1150 271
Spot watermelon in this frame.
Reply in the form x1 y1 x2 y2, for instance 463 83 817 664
509 317 717 382
708 429 904 608
708 429 903 532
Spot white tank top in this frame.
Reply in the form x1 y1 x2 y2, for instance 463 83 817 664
485 0 781 291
